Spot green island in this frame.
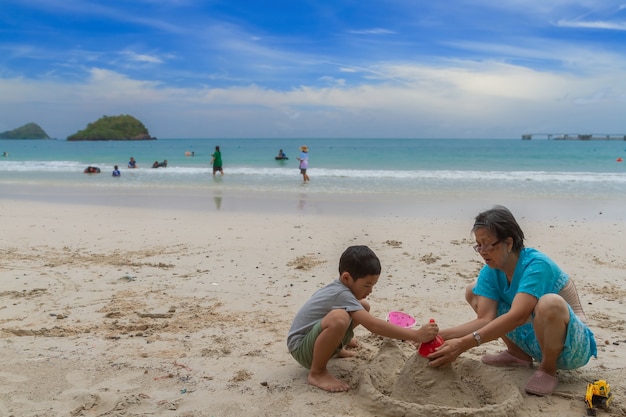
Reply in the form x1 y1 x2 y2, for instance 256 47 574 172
67 114 156 141
0 123 50 139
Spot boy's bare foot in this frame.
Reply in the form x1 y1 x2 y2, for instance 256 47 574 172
308 370 350 392
346 338 359 348
337 348 357 358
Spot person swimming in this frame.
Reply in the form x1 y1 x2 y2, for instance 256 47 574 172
276 149 288 160
84 166 101 174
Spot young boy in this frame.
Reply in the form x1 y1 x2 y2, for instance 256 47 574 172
287 245 438 392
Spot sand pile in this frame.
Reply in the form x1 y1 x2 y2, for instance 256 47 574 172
391 352 482 407
357 339 523 417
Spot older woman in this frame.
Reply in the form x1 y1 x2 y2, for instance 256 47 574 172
428 205 597 396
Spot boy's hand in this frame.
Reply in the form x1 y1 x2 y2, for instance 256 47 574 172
412 321 439 343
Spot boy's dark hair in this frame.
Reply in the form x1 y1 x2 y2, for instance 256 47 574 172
338 245 381 280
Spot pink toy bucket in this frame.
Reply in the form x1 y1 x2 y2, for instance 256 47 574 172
386 311 416 328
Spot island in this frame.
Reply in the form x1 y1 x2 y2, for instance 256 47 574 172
0 123 50 139
67 115 156 141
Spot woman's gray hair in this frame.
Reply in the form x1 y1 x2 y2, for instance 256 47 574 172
472 205 525 252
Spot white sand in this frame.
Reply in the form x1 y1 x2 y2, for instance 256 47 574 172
0 188 624 416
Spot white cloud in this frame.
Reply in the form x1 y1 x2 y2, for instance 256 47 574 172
556 19 626 30
572 87 612 104
2 55 625 139
319 76 346 86
347 28 396 35
120 51 164 64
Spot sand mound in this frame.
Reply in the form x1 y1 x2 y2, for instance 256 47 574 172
357 339 523 417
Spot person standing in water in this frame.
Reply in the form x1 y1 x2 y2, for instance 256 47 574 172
296 145 310 183
211 145 224 176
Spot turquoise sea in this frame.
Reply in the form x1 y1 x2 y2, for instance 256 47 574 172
1 138 625 200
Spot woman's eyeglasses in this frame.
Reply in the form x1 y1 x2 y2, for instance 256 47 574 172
473 240 501 253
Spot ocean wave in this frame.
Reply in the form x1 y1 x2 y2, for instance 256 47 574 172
1 161 624 184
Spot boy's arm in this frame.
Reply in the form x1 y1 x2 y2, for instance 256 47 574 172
351 310 438 343
438 294 498 340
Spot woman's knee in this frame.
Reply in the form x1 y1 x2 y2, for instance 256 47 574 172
535 294 569 320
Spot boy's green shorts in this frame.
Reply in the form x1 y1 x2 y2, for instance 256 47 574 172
290 320 354 369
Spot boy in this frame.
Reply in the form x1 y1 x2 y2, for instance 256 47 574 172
287 245 438 392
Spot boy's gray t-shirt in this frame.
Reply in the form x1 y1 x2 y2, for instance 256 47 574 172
287 279 364 352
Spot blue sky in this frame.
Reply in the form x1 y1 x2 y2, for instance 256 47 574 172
1 0 625 139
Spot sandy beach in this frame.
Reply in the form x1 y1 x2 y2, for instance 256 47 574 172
1 186 624 417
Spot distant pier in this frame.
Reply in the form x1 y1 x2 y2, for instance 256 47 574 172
522 133 626 140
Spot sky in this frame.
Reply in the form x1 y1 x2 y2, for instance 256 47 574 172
1 0 626 139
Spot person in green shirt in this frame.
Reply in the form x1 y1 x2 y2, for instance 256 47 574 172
211 145 223 176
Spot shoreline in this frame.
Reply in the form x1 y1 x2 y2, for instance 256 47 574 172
2 182 626 222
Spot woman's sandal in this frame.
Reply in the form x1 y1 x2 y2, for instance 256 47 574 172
525 369 558 396
481 350 533 367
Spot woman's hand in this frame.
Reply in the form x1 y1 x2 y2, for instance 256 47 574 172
426 337 465 367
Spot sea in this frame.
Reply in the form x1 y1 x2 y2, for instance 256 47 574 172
1 138 625 203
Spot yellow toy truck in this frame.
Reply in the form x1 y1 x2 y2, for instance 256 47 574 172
585 379 612 416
